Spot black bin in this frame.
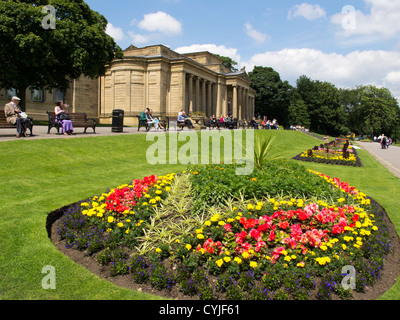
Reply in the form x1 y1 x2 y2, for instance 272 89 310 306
112 109 124 133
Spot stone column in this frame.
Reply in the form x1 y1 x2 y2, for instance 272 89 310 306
188 74 193 114
202 79 206 114
216 79 222 117
207 81 212 117
232 85 238 119
195 76 200 112
223 85 228 117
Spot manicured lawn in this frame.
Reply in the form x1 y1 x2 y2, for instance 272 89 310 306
0 129 399 299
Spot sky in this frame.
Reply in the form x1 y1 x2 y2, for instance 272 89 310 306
85 0 400 100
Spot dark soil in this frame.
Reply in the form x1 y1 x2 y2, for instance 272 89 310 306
47 200 400 300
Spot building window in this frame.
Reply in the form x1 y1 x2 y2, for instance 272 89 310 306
7 88 17 100
54 89 64 103
32 88 45 102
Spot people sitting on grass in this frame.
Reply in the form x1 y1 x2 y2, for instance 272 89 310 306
54 100 74 135
178 111 193 129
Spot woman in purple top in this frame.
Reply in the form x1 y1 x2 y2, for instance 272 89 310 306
54 100 74 135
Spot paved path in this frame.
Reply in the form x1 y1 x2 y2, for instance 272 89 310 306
357 141 400 178
0 125 165 142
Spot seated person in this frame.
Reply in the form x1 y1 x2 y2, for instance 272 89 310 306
54 100 74 135
249 117 259 129
154 117 164 130
4 96 28 138
178 111 193 129
140 108 158 131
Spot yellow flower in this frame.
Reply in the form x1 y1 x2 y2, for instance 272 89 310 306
242 252 250 259
197 234 204 240
284 256 292 262
297 262 305 268
155 190 163 195
156 248 162 253
107 216 114 223
250 261 258 268
338 198 345 203
125 228 130 234
256 205 262 211
195 228 203 234
234 257 242 264
165 186 171 192
216 259 224 267
186 244 192 251
223 257 231 263
247 204 254 211
342 244 347 250
210 214 220 222
117 222 124 228
204 221 211 226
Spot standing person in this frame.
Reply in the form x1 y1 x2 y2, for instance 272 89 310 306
381 135 387 149
4 96 28 138
54 100 74 135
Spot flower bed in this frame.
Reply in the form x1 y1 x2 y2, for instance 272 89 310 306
293 138 363 167
54 161 391 300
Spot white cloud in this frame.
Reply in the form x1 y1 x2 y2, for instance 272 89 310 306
106 23 125 41
244 48 400 99
138 11 182 36
331 0 400 42
245 23 268 43
128 31 149 45
175 44 241 64
288 3 327 20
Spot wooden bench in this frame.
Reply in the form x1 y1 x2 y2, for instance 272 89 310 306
47 111 96 134
238 120 249 129
203 117 219 130
0 112 34 136
136 115 167 132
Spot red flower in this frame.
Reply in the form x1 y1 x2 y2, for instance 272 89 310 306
268 230 275 242
278 221 289 230
224 224 232 232
249 229 261 240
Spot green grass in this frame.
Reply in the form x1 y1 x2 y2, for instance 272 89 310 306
1 129 399 300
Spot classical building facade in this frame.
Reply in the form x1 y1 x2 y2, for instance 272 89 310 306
1 45 256 125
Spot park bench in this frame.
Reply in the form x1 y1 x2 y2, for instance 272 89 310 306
203 117 219 130
136 115 167 132
238 120 246 129
0 112 34 136
46 111 96 134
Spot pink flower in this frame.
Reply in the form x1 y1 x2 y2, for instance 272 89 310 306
224 224 232 232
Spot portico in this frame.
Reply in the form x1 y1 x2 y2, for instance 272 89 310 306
99 45 256 125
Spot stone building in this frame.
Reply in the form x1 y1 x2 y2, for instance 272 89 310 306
1 44 256 125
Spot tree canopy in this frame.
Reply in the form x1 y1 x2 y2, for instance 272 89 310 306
0 0 122 108
249 66 294 127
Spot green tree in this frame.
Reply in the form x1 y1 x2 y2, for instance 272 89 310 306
288 93 310 128
358 85 399 137
249 66 294 127
214 54 238 72
296 75 347 136
0 0 122 109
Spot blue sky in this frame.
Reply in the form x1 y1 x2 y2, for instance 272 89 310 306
85 0 400 99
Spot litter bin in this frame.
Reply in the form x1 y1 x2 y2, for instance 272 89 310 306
112 109 124 133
